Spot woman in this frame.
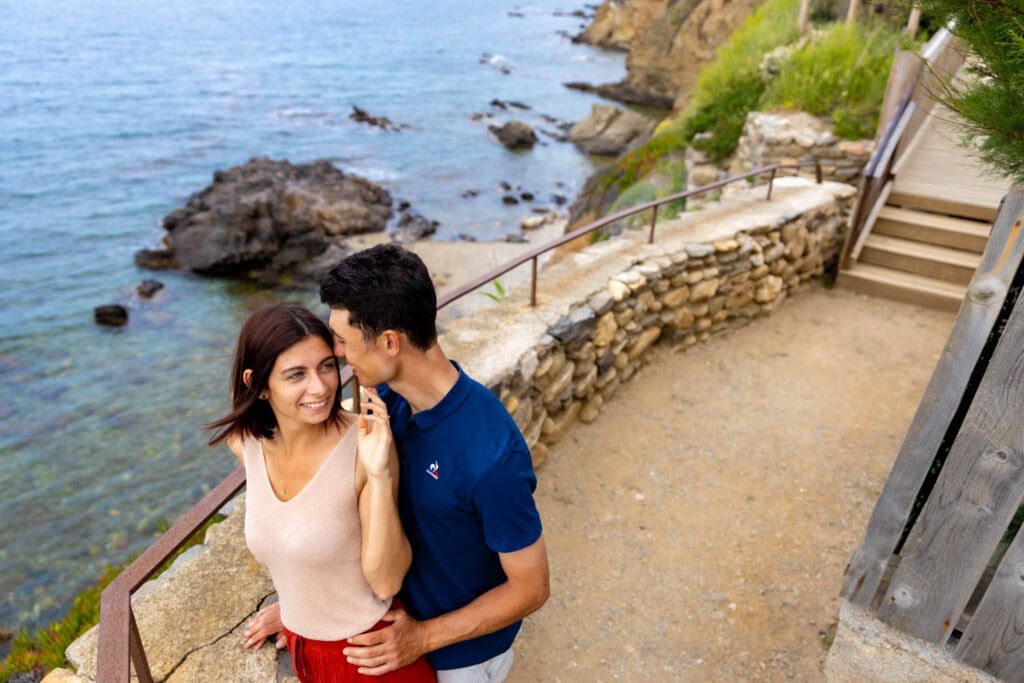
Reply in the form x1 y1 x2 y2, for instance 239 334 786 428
207 303 435 682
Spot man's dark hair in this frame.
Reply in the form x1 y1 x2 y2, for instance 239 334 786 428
320 243 438 351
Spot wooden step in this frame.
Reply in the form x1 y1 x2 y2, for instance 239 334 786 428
874 206 991 254
859 234 981 285
888 188 999 222
838 262 966 312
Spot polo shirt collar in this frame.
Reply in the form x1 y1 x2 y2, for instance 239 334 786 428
408 361 471 430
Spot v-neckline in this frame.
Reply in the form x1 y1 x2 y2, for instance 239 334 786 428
258 424 355 504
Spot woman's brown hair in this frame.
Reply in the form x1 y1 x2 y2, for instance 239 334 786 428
207 303 343 446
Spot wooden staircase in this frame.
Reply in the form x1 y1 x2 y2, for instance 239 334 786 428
839 112 1007 312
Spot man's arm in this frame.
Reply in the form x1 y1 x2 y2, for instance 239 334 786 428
343 535 549 675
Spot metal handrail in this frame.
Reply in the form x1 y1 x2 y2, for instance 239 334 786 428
840 86 916 269
96 158 824 680
839 27 963 270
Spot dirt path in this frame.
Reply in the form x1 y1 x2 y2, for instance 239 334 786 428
507 286 957 682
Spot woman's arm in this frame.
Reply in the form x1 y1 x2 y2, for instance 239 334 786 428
356 388 412 600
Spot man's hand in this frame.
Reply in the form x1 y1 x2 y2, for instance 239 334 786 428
244 602 287 651
343 608 429 675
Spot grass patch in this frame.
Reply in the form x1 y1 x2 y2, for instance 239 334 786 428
678 0 802 162
762 22 907 139
0 514 225 682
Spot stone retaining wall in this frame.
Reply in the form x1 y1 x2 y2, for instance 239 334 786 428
50 177 855 682
730 111 874 184
441 177 856 469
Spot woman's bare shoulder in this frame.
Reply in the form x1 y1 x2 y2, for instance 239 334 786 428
225 432 245 464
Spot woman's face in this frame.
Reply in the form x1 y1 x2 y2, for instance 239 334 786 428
263 335 339 430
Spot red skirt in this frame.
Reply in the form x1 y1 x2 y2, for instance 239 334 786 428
282 600 436 683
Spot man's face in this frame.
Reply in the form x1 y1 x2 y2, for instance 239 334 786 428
328 308 392 387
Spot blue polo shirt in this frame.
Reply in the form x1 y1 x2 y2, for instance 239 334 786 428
378 363 543 670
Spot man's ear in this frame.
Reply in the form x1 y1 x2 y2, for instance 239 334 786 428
381 330 401 357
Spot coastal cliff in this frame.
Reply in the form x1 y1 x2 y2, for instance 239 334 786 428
578 0 767 109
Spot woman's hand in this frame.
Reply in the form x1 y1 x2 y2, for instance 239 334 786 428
357 386 392 479
243 602 286 650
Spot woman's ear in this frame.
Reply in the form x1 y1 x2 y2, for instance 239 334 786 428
242 369 253 389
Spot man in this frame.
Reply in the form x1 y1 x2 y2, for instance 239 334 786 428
320 243 549 681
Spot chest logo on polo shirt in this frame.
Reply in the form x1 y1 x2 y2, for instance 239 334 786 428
426 461 440 480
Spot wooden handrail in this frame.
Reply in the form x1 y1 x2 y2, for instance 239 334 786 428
96 158 826 680
839 28 963 270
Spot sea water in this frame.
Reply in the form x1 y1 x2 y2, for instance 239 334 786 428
0 0 624 637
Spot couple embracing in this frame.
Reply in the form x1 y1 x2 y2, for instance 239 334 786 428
207 244 550 682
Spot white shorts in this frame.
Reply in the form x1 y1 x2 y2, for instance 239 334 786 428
435 648 514 683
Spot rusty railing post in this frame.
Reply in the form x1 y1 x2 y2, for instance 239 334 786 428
648 205 658 244
129 607 154 683
766 168 777 200
530 256 538 307
815 159 823 184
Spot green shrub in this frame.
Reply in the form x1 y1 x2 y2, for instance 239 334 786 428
0 515 225 681
678 0 802 161
762 22 907 139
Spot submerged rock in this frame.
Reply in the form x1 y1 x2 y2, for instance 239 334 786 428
137 157 392 285
94 304 128 327
489 120 537 149
137 279 164 298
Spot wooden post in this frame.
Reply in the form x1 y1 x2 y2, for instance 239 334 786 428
840 190 1024 608
798 0 811 34
876 229 1024 642
905 7 921 39
847 0 860 25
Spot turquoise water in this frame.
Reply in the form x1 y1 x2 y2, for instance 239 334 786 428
0 0 624 636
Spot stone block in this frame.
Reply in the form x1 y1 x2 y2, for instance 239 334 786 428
627 326 662 361
587 289 615 316
755 276 784 303
688 302 709 318
549 305 596 344
690 279 719 302
608 278 631 302
684 243 715 258
541 401 582 445
529 442 549 469
579 394 605 424
573 365 598 398
661 286 690 309
670 307 696 331
66 499 276 682
541 361 575 406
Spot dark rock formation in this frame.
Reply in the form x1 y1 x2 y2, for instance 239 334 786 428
138 157 392 285
137 280 164 298
489 121 537 149
565 81 673 109
134 248 178 270
95 304 128 327
350 106 406 131
393 210 439 244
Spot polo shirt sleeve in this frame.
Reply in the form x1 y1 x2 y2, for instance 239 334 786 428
473 449 543 554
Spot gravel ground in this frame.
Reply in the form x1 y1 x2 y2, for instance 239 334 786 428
506 286 957 683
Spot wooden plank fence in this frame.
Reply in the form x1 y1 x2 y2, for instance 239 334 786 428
840 188 1024 680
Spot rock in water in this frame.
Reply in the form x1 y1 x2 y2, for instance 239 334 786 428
569 104 656 155
144 157 392 282
489 121 537 149
137 279 164 298
94 304 128 326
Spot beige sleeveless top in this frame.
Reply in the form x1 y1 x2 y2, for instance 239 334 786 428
242 425 390 640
